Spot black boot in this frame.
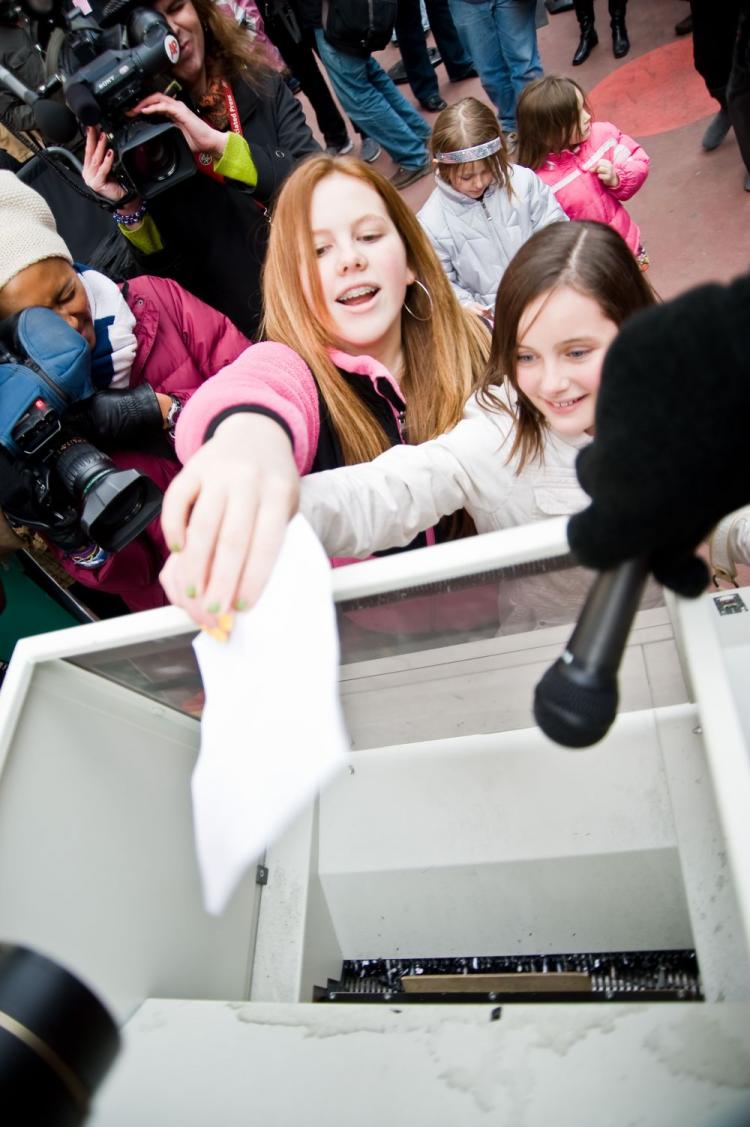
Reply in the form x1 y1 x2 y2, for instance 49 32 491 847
572 0 598 66
572 18 598 66
609 0 630 58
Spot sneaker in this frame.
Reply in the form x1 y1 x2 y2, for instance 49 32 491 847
390 161 432 190
702 109 731 151
360 137 382 163
325 138 354 156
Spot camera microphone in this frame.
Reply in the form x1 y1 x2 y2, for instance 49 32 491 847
64 80 103 127
533 557 650 748
0 62 80 143
32 100 81 144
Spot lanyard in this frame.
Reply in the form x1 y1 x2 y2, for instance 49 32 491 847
194 79 242 183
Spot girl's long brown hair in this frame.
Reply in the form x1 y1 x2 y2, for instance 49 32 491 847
189 0 273 88
430 97 512 197
516 75 589 171
480 220 657 472
262 154 490 465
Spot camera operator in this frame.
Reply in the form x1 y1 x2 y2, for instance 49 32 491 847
82 0 320 340
0 171 251 612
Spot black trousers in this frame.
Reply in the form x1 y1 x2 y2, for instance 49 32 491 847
689 0 740 107
261 5 349 147
728 5 750 172
394 0 473 104
573 0 627 25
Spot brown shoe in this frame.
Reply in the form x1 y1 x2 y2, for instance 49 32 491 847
390 161 431 189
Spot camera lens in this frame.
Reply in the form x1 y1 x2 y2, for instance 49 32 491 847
129 134 179 183
0 944 119 1126
52 438 162 553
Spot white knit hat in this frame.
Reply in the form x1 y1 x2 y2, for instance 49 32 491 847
0 171 72 292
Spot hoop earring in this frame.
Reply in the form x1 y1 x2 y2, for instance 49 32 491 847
403 278 433 322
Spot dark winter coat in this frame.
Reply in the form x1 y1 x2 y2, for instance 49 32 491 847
132 73 319 339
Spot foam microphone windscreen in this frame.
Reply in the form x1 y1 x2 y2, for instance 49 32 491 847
33 99 80 144
64 83 102 127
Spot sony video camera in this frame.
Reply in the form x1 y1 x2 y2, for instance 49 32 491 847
0 307 162 554
59 0 195 199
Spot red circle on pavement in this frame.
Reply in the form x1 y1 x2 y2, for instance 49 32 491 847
587 35 717 137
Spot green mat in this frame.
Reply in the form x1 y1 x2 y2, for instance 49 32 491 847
0 554 81 665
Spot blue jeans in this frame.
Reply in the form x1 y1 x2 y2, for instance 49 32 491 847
447 0 542 131
315 30 430 167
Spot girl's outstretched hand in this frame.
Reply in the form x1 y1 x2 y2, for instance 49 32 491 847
159 414 300 627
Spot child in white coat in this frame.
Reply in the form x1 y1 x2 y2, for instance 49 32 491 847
418 97 567 320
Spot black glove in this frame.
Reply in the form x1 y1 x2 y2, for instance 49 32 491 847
568 273 750 597
64 383 163 448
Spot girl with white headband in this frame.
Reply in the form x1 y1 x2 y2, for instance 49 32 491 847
418 97 566 321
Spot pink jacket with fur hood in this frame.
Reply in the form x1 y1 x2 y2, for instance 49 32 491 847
534 121 649 254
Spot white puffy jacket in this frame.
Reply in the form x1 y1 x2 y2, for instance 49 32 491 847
300 393 598 633
417 166 567 310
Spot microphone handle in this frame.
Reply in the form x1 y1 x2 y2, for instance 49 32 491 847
565 557 650 678
0 63 39 107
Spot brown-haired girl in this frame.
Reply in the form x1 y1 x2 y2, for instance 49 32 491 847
419 97 565 319
299 221 657 572
158 153 490 623
516 76 650 268
82 0 319 338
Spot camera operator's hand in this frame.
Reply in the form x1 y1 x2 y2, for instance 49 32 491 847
64 384 167 447
129 93 230 160
82 127 130 207
159 413 300 628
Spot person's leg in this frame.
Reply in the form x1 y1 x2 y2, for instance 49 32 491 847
727 7 750 184
265 15 349 148
608 0 630 59
690 0 740 149
424 0 475 80
314 31 428 167
394 0 442 106
447 0 514 128
572 0 598 65
492 0 543 120
366 55 432 146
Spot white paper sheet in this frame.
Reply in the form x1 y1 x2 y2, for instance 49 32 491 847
191 514 349 915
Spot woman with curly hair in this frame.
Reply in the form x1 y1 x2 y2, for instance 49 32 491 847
83 0 320 338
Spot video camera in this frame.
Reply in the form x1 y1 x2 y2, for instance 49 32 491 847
0 306 162 554
38 0 195 199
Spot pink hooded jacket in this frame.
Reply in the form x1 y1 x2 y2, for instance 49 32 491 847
535 121 650 254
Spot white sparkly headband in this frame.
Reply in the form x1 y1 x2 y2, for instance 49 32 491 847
434 136 503 164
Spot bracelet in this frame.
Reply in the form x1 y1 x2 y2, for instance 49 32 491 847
114 200 147 227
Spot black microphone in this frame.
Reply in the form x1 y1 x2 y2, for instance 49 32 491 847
33 99 80 144
0 61 39 106
0 63 80 143
533 557 650 748
64 81 103 127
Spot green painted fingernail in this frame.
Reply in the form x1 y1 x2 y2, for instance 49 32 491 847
206 601 221 614
234 598 248 611
186 585 197 599
170 542 182 553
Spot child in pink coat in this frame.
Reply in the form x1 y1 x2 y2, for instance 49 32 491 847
516 75 650 268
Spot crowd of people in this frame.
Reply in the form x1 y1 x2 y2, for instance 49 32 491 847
0 0 748 641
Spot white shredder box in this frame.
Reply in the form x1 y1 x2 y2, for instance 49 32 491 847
1 516 749 1125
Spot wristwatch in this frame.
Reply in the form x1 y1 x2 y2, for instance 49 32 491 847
165 396 182 439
